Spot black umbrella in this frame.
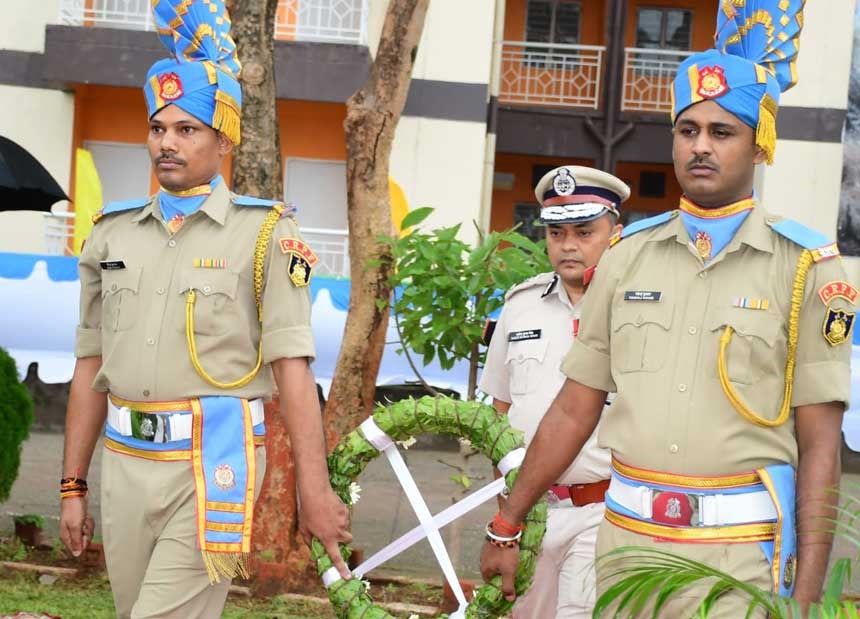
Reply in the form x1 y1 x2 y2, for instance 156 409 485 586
0 135 69 212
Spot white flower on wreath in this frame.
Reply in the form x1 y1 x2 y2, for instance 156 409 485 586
362 579 371 593
398 436 417 450
408 615 420 619
348 481 362 505
458 437 472 448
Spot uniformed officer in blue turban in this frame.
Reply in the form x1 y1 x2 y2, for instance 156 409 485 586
59 2 353 616
481 2 854 616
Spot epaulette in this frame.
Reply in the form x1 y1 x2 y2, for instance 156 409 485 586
92 196 152 224
611 210 676 246
505 272 557 301
231 194 297 218
768 218 840 263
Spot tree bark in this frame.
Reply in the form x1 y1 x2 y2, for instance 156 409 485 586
324 0 431 443
228 0 282 197
227 0 315 594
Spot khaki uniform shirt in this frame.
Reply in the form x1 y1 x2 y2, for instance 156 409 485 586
562 206 852 475
75 181 315 401
480 271 612 485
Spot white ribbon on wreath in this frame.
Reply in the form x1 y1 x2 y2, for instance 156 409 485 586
320 416 526 618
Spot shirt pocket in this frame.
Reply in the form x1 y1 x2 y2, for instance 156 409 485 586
505 337 549 395
177 269 240 336
101 266 142 332
707 308 781 385
611 302 673 373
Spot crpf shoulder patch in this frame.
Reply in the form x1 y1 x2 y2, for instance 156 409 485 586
823 307 855 346
279 237 318 287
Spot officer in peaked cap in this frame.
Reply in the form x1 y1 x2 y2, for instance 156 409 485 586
479 165 629 619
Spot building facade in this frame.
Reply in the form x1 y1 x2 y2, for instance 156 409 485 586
0 0 856 280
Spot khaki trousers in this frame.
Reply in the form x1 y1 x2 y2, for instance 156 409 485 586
100 445 266 619
595 518 772 618
513 501 605 619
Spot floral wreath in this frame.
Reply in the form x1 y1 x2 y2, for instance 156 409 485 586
311 395 547 619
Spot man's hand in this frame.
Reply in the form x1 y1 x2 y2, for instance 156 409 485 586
298 487 353 579
59 496 95 557
480 541 520 602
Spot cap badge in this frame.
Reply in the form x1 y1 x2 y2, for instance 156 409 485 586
697 66 728 99
552 168 576 196
159 72 184 101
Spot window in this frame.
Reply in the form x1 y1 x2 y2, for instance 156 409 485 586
513 203 543 243
526 0 582 46
635 7 693 51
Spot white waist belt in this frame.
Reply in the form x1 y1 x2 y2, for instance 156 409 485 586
607 475 777 527
107 398 265 442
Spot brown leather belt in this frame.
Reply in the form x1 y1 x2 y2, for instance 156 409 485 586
548 479 610 507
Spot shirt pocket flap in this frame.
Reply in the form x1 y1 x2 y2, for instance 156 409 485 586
707 308 780 348
178 268 239 300
504 336 550 365
612 302 673 332
101 266 142 298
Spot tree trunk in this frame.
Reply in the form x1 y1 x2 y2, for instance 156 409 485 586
227 0 316 594
324 0 431 442
228 0 282 196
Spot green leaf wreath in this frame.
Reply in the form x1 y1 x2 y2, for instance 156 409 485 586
312 396 547 618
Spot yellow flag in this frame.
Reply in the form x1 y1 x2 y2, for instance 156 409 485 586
73 148 103 255
389 177 409 236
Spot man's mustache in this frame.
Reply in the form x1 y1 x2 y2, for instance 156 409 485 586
156 154 186 165
686 157 717 171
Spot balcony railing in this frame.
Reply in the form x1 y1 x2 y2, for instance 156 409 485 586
299 227 349 278
499 41 604 109
621 47 692 113
43 212 75 256
57 0 368 44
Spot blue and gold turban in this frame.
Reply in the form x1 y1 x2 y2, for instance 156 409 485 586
144 0 242 145
671 0 804 164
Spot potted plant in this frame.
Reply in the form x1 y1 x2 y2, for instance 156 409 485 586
13 513 45 548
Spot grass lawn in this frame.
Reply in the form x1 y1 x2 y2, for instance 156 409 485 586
0 571 337 619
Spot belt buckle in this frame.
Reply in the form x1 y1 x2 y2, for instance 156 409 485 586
130 411 165 443
651 491 703 527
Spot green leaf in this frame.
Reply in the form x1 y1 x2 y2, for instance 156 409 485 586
399 206 434 230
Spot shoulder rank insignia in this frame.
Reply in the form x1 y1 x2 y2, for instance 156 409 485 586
768 218 840 263
818 281 858 306
618 210 676 242
279 238 318 287
92 196 152 224
540 274 559 298
233 194 297 215
823 307 854 346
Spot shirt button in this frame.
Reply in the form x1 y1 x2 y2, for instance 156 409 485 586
634 316 643 326
143 389 150 397
157 287 165 295
146 337 155 346
678 384 687 392
698 271 707 279
168 239 177 247
202 285 211 294
669 444 679 454
688 326 697 335
111 283 117 291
